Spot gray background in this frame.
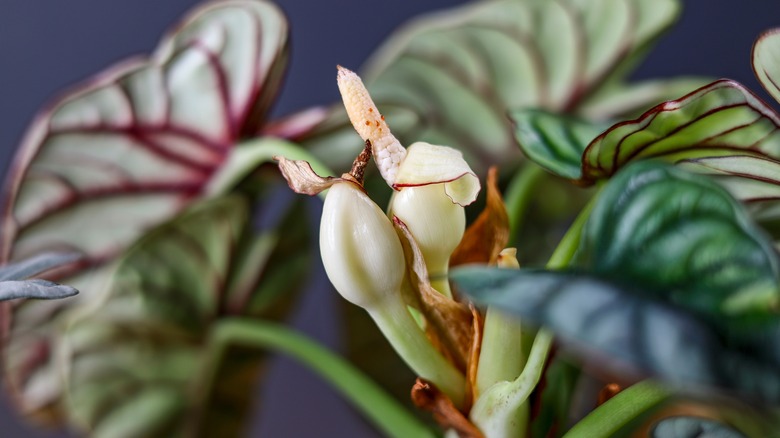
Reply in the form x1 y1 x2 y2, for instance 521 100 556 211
2 0 780 436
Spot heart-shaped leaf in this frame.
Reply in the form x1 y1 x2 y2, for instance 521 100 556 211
61 195 306 436
510 109 610 180
1 0 290 419
576 161 780 324
581 80 780 186
298 0 706 175
452 162 780 402
753 29 780 106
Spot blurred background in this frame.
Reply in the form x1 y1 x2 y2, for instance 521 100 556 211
2 0 780 436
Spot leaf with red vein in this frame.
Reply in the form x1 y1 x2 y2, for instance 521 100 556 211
582 80 780 183
299 0 708 176
1 0 288 420
753 28 780 106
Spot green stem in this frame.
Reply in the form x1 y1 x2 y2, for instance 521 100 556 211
563 381 670 438
504 163 546 243
369 298 466 409
470 329 554 437
205 318 436 438
475 308 526 395
547 191 598 269
206 137 334 197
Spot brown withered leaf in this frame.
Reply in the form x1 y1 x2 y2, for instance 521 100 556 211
412 379 485 438
275 156 340 195
394 217 473 372
451 167 509 266
465 304 483 412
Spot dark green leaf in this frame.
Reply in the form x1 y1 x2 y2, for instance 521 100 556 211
510 109 609 180
0 279 77 302
651 416 746 438
452 162 780 402
581 81 780 194
577 161 780 323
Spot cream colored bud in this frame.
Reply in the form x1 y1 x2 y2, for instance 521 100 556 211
389 183 465 297
320 181 405 309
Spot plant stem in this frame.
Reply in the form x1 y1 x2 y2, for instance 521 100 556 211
205 318 436 438
547 191 597 269
562 381 670 438
369 298 466 408
504 162 546 243
476 250 526 396
470 329 554 437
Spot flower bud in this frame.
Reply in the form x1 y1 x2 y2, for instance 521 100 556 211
320 181 405 310
389 183 465 283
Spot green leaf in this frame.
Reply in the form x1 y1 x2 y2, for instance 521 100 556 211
2 0 290 419
452 162 780 402
581 80 780 188
299 0 699 175
61 195 307 436
577 161 780 322
651 416 746 438
201 319 436 438
753 29 780 106
206 137 333 197
511 109 609 180
563 381 670 438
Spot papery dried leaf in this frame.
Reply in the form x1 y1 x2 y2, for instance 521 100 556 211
451 167 509 266
411 379 484 438
394 217 472 371
465 304 484 412
275 157 340 195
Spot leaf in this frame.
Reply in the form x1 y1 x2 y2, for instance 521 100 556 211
299 0 700 175
581 80 780 187
577 161 780 323
61 195 306 436
0 252 80 281
510 109 610 180
753 29 780 106
0 279 78 302
2 0 289 419
452 162 780 402
451 167 510 266
651 416 746 438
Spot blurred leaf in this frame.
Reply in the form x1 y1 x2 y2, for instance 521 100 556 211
530 359 580 438
2 0 290 419
510 109 609 180
651 416 746 438
581 81 780 190
0 252 79 302
0 280 77 302
453 162 780 402
753 29 780 106
0 252 79 281
62 195 307 436
206 137 333 196
299 0 704 175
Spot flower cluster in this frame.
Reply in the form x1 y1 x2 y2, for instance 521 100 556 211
277 67 523 434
